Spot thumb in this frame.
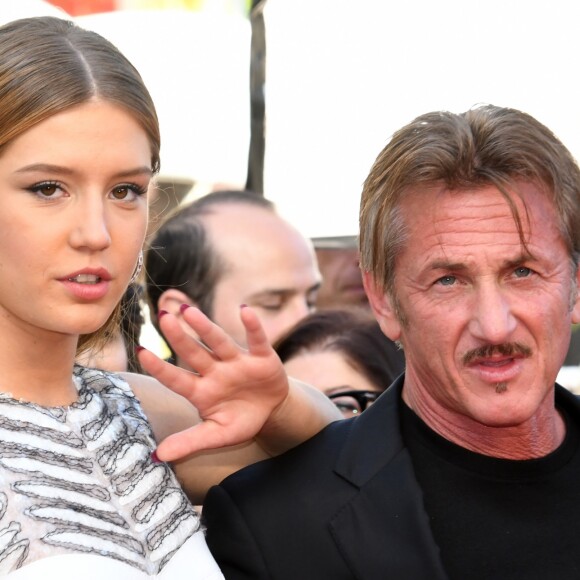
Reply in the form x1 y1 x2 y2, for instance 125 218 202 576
154 420 255 462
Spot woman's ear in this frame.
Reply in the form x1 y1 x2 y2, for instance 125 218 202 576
362 271 403 342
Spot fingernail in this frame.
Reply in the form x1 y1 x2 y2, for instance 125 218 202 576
158 310 168 319
179 303 191 314
151 450 162 464
240 304 247 309
135 345 146 355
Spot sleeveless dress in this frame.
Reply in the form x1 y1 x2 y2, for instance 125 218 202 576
0 365 223 579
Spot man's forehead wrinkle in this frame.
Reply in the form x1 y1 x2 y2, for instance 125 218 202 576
411 229 533 276
423 221 526 250
419 204 534 251
430 202 524 227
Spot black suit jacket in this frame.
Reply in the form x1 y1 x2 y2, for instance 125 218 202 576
202 376 449 579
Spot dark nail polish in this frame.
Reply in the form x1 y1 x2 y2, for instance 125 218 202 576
179 303 191 314
151 450 162 464
135 345 145 355
158 310 168 319
240 304 248 309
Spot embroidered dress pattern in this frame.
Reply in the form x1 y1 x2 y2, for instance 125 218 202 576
0 366 200 575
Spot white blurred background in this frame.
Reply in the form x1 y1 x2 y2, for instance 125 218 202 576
8 0 580 239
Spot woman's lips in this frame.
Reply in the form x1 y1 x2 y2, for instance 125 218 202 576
59 278 111 300
58 268 112 300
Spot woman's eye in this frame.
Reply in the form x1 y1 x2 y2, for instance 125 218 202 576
111 184 147 201
335 402 359 414
40 184 57 196
29 182 61 198
111 185 132 200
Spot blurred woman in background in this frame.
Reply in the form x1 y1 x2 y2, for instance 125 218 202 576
275 309 405 417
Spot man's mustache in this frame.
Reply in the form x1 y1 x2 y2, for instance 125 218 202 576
462 343 532 366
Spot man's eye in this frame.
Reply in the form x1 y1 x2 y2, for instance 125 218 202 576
437 275 456 286
258 303 283 312
514 267 532 278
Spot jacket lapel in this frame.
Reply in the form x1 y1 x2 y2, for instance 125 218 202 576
329 377 449 579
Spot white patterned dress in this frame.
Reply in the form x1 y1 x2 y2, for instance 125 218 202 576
0 365 223 579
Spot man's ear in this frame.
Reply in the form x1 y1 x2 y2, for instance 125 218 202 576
362 271 403 342
157 288 193 317
157 289 199 338
571 266 580 324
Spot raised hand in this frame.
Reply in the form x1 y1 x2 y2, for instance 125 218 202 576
137 305 290 462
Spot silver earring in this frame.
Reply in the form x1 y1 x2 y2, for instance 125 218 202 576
130 250 144 284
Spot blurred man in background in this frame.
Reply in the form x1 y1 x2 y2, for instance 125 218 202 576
146 190 321 369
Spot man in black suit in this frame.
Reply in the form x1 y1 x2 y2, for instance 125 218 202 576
202 105 580 579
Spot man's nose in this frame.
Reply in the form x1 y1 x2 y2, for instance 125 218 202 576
469 283 517 344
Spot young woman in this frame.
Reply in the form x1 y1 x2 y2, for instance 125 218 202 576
0 16 340 578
